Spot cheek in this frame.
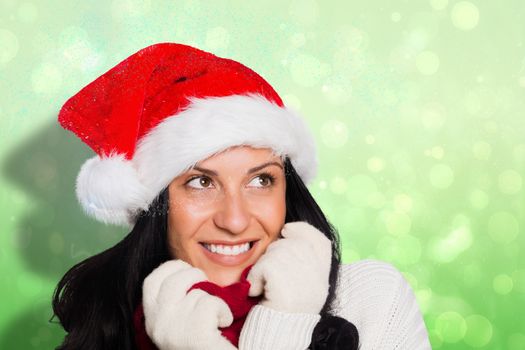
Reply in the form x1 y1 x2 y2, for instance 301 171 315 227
167 199 211 258
249 192 286 239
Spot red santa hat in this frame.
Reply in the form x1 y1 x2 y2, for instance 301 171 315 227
58 42 317 227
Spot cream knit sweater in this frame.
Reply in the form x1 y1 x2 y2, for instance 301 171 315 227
238 259 432 350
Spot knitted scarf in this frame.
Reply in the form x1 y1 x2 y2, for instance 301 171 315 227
134 264 262 349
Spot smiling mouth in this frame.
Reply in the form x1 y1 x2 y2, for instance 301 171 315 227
199 240 258 256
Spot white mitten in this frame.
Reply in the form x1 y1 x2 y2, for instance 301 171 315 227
142 260 237 350
247 221 332 315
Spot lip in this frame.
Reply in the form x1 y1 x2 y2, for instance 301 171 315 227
199 239 257 246
199 240 259 267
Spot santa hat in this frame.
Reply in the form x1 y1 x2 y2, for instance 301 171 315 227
58 42 317 227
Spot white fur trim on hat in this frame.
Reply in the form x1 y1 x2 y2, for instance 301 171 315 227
75 153 154 226
76 93 318 226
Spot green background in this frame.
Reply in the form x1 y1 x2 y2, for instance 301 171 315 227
1 0 524 348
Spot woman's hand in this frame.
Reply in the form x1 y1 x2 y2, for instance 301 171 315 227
142 260 237 350
246 221 332 315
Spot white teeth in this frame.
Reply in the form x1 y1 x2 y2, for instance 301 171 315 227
203 242 250 256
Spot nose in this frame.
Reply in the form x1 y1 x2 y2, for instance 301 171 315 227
213 190 251 235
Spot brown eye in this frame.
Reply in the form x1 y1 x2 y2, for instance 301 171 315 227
186 176 214 189
248 173 276 188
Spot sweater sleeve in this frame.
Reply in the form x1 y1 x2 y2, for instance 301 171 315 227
334 260 432 350
237 305 320 350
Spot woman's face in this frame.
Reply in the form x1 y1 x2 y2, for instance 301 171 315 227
167 146 287 286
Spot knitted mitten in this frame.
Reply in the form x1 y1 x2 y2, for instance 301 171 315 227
142 260 237 350
247 221 332 314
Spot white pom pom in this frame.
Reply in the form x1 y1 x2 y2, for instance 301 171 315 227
75 154 155 226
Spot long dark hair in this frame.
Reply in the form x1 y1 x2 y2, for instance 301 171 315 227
52 157 359 349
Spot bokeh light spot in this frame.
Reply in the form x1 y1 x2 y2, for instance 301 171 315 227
320 119 348 148
464 314 493 347
367 157 385 172
429 163 454 189
451 1 479 30
393 194 413 213
435 311 467 343
430 146 444 159
431 223 473 263
493 274 513 295
391 12 401 22
421 106 445 130
498 170 522 195
472 141 492 160
416 51 440 75
488 211 519 244
385 211 412 236
329 176 348 195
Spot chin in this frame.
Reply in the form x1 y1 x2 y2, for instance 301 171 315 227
208 267 246 287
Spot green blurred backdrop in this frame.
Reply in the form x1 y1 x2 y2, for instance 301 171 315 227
1 0 524 349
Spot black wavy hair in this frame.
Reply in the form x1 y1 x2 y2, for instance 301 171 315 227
52 157 359 349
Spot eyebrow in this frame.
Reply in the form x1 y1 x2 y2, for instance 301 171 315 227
192 161 284 176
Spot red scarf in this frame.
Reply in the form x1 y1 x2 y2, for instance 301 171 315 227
134 264 262 349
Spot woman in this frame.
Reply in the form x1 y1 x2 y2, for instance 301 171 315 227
53 42 431 349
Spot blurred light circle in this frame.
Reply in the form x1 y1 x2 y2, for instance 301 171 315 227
320 119 348 148
493 274 513 295
393 194 413 213
391 12 401 22
464 315 493 347
385 211 412 236
421 106 445 130
498 170 522 195
329 175 348 195
367 157 385 172
435 311 467 343
472 141 492 160
451 1 479 30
